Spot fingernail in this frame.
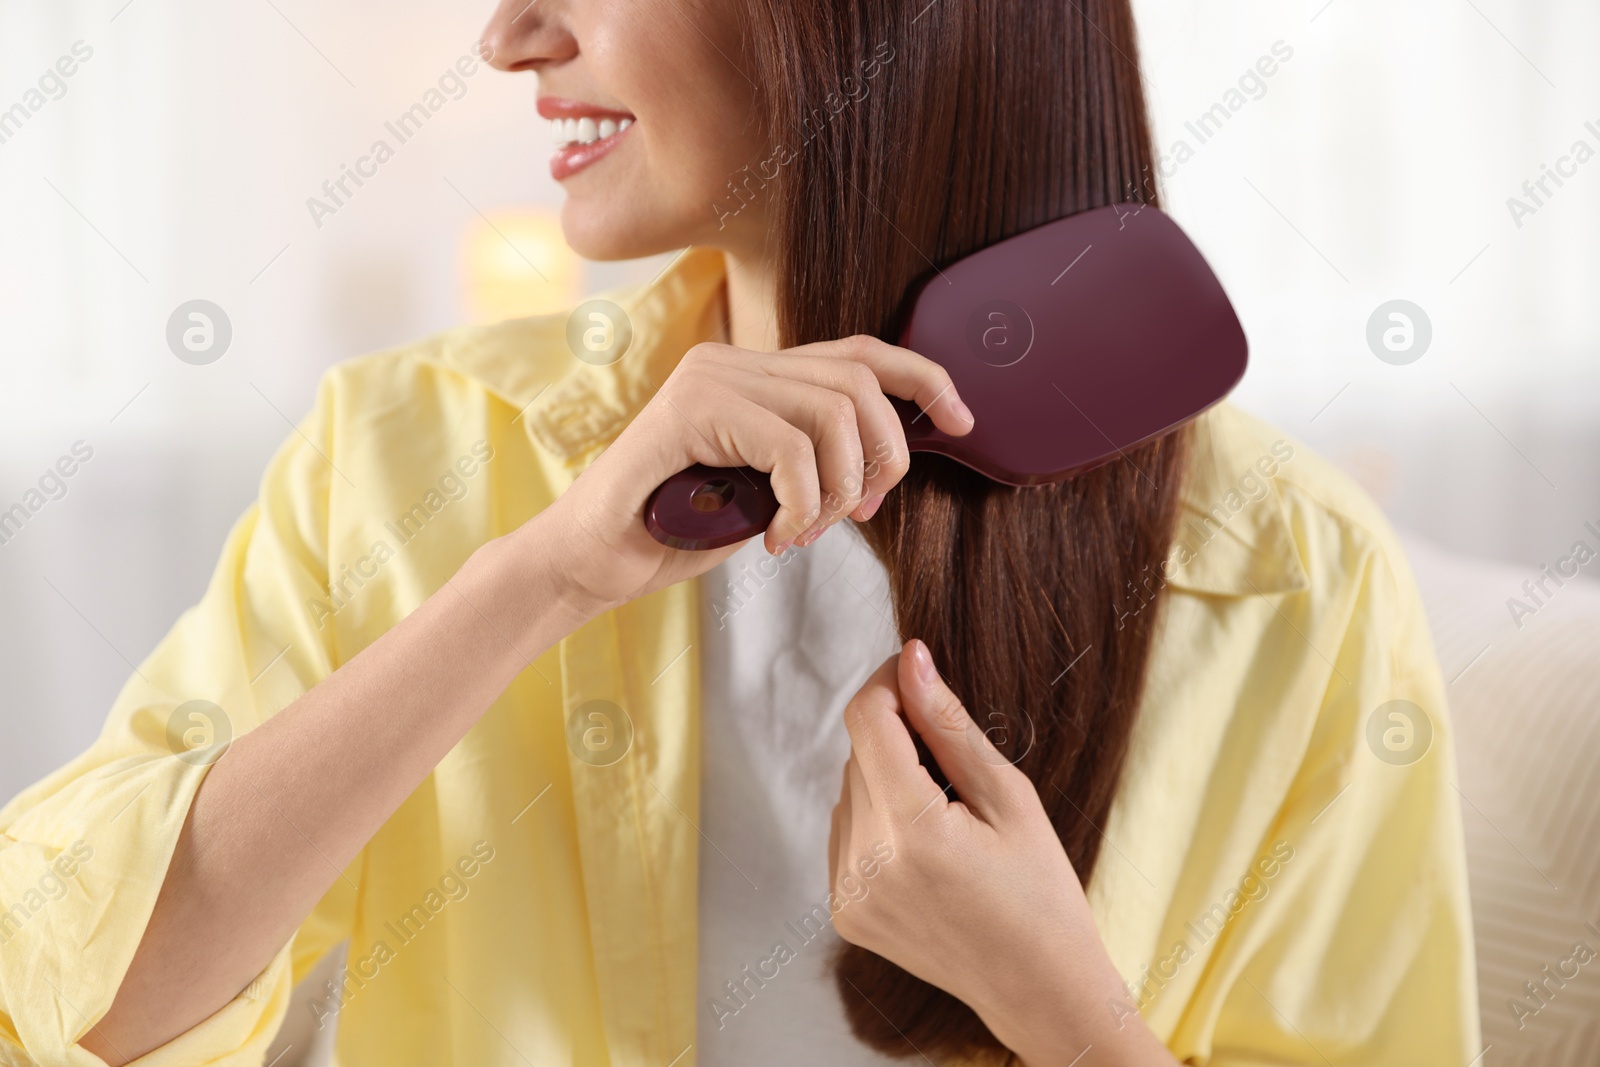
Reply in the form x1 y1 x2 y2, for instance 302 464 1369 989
949 396 975 425
910 639 937 684
858 492 885 521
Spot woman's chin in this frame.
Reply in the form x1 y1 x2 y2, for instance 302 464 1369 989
559 199 686 263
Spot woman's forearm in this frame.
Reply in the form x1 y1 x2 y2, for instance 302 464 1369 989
80 520 594 1066
996 943 1183 1067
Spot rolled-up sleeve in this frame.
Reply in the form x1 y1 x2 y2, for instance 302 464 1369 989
1192 539 1481 1065
0 375 356 1065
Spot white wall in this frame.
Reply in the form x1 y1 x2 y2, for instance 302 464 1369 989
1134 0 1600 565
1 0 1596 794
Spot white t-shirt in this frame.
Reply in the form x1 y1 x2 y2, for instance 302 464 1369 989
694 522 906 1066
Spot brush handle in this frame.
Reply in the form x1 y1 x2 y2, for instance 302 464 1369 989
643 464 779 550
644 399 943 550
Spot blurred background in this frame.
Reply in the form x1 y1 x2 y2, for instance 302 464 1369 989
1 0 1597 1057
3 0 1594 788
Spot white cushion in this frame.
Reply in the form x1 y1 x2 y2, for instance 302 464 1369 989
1404 534 1600 1064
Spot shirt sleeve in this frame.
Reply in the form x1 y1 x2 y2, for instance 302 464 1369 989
0 374 358 1066
1192 537 1482 1065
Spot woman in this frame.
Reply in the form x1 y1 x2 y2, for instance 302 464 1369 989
0 0 1478 1063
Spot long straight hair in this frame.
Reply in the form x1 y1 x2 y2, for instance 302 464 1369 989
739 0 1189 1059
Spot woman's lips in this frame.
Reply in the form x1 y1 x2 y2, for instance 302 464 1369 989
538 97 636 181
548 117 634 181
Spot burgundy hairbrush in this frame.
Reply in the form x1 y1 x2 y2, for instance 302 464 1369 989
644 203 1247 550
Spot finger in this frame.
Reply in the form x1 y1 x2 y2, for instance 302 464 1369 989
670 389 822 552
842 653 943 820
746 353 910 512
828 798 841 891
896 638 1022 822
830 757 855 891
726 370 870 536
846 752 877 846
784 335 975 440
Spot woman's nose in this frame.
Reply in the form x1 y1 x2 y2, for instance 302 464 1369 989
480 0 578 72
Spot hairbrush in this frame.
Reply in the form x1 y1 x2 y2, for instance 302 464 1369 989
643 203 1247 550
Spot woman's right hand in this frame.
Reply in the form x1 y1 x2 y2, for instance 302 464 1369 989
526 334 975 615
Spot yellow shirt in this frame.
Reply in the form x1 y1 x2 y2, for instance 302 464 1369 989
0 248 1479 1066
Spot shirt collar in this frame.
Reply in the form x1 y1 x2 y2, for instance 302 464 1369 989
431 245 1306 599
1163 408 1310 597
434 246 729 467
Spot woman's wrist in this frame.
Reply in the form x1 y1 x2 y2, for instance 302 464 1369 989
968 920 1174 1067
467 514 610 656
971 957 1091 1066
988 968 1177 1067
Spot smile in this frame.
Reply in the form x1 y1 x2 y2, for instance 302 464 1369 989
539 97 636 181
551 115 632 148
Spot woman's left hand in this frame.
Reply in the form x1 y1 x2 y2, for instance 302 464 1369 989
827 639 1178 1067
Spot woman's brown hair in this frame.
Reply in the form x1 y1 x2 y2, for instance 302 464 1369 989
738 0 1190 1060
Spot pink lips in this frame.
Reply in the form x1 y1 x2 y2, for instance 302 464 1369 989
538 96 636 181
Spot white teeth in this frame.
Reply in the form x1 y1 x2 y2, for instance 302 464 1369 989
552 114 634 148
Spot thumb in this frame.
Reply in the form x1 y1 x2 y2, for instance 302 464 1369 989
897 638 1019 821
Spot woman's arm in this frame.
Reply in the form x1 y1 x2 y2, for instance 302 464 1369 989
80 522 589 1065
79 335 975 1065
